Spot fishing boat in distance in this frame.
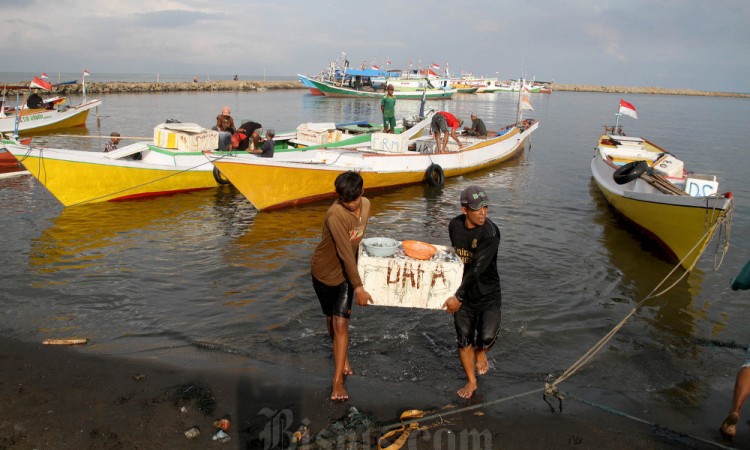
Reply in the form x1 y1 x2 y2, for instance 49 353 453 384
298 74 455 99
207 110 539 211
590 99 733 270
1 75 101 135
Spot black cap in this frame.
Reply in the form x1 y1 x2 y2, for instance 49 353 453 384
460 185 489 210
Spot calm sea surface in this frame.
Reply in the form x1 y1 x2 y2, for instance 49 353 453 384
2 88 750 435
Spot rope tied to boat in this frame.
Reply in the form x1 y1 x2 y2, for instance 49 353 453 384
544 197 734 407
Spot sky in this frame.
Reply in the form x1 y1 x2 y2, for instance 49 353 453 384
1 0 749 93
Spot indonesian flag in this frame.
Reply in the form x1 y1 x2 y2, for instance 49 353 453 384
40 73 49 79
521 94 534 111
618 99 637 119
386 59 391 65
431 62 440 70
372 65 379 70
83 69 90 77
30 76 52 91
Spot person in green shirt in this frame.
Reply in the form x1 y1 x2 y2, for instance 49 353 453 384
380 84 397 133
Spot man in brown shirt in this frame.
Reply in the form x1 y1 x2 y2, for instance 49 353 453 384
311 171 373 401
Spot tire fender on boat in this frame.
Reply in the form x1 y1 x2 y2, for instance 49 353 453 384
213 166 231 185
425 164 445 187
613 160 648 185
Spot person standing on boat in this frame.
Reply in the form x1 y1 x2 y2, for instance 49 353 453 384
247 129 275 158
442 185 502 399
230 121 262 152
381 85 397 133
431 111 464 153
104 132 121 153
311 171 373 401
464 113 487 137
213 106 236 151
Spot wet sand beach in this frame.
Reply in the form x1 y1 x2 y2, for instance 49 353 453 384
0 337 729 449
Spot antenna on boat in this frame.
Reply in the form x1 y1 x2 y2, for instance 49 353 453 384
13 92 20 138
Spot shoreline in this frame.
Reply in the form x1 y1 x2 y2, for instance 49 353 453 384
6 79 747 98
0 336 726 449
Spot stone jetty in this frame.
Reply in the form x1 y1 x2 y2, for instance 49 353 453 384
549 83 749 98
8 79 749 98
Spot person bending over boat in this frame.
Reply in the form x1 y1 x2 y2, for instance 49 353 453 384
230 121 262 152
442 186 502 399
431 111 464 153
464 113 487 137
311 171 373 401
247 129 275 158
213 106 236 151
26 90 52 109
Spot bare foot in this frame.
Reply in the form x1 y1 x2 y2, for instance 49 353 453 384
343 358 353 376
476 354 489 376
457 382 477 399
331 382 349 401
720 412 739 439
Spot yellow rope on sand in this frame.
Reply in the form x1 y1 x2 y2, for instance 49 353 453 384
377 410 425 450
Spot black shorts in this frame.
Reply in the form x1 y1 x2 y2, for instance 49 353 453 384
312 275 354 319
431 114 448 134
453 302 501 349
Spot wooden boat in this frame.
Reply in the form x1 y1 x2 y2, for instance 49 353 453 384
207 112 539 211
2 136 219 207
1 119 400 206
297 74 455 99
591 128 733 270
0 97 101 135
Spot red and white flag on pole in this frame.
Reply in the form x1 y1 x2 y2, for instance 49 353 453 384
40 73 49 79
431 62 440 70
618 99 637 119
83 69 90 77
386 59 391 65
30 76 52 91
371 65 379 70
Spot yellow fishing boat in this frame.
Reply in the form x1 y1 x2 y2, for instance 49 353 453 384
591 103 733 270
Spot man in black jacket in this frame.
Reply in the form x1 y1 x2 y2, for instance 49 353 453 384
442 185 501 399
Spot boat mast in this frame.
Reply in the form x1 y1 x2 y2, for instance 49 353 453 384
515 78 524 124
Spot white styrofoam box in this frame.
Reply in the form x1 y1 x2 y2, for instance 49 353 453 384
684 177 719 197
371 132 409 153
358 244 464 309
153 123 219 152
652 154 684 178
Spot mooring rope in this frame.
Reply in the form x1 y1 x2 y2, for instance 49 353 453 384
546 204 732 392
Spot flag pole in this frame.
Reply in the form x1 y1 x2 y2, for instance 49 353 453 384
82 71 87 102
614 112 621 134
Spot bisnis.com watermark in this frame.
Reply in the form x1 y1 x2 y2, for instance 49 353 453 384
257 407 493 449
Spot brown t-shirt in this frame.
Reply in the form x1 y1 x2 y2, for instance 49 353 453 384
215 114 235 133
311 197 371 288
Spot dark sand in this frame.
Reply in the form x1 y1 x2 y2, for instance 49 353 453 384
0 338 736 449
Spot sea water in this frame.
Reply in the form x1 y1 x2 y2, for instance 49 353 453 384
1 88 749 436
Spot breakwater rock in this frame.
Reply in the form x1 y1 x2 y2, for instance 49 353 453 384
52 80 304 94
12 79 749 98
550 83 749 98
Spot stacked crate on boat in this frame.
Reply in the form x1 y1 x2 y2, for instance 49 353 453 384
153 123 219 152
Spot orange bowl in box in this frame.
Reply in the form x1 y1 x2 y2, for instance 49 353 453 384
402 240 438 260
